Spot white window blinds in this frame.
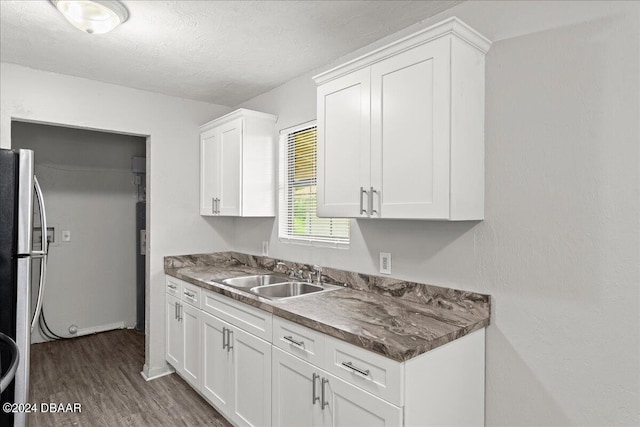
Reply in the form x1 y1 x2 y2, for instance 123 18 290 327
279 123 349 246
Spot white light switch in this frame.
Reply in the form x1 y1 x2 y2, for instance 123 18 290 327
262 241 269 256
62 230 71 242
380 252 391 274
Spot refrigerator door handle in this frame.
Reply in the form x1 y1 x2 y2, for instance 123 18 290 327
16 149 34 255
30 175 48 333
33 175 48 256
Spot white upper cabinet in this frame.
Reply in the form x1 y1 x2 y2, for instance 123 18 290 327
200 128 219 215
317 68 371 218
200 109 277 217
314 17 491 220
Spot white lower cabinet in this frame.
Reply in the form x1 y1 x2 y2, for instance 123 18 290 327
166 277 485 427
272 346 324 427
202 311 232 414
231 326 272 426
323 371 402 427
181 302 202 389
166 294 182 369
272 347 401 427
201 310 272 427
165 292 201 389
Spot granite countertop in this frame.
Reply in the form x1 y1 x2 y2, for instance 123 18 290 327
165 252 491 362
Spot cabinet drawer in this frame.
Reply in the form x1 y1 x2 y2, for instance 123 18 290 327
325 336 403 406
166 276 182 297
181 282 202 308
202 290 272 341
273 317 325 367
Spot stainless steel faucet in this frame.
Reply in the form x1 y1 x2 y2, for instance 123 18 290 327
276 262 299 279
312 265 323 286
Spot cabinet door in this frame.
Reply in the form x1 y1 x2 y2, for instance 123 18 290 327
317 68 371 218
166 295 182 369
202 311 232 413
370 37 451 219
218 118 243 216
272 348 323 427
200 128 220 216
322 371 402 427
181 303 202 388
230 326 272 427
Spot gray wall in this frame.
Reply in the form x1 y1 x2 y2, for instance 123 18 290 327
233 1 640 425
1 62 233 378
12 122 145 343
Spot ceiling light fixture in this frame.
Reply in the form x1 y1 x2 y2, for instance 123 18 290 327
50 1 129 34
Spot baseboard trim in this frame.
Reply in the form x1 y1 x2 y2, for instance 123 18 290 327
141 363 174 381
75 321 131 337
32 321 134 344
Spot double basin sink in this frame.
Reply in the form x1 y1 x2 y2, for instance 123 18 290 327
220 274 342 300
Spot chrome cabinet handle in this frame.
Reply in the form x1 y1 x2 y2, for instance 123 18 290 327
222 327 227 350
359 187 367 215
321 378 329 410
212 197 216 214
226 329 233 351
341 361 370 377
178 303 183 321
184 291 195 298
369 187 378 215
175 302 178 320
168 284 176 290
312 373 320 405
283 335 304 348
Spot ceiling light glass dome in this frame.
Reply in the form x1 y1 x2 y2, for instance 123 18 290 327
51 1 129 34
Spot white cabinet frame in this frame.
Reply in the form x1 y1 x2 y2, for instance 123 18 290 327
314 17 491 220
200 109 277 217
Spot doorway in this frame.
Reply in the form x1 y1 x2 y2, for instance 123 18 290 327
11 121 147 343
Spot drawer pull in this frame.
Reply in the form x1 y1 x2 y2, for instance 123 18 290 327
283 335 304 348
168 284 177 289
342 361 370 377
184 291 195 298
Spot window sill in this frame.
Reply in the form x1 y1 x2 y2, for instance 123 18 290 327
278 236 349 249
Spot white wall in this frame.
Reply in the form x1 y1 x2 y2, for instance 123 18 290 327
12 122 145 343
0 63 233 378
233 1 640 425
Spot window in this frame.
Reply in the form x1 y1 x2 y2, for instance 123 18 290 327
279 122 349 246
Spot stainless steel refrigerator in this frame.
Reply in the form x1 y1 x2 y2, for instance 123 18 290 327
0 148 48 427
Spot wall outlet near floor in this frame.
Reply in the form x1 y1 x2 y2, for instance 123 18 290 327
62 230 71 242
262 240 269 256
380 252 391 274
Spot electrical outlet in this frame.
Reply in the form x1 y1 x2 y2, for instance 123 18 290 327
62 230 71 242
262 240 269 256
380 252 391 274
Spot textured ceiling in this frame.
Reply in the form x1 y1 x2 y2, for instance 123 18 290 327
0 1 461 106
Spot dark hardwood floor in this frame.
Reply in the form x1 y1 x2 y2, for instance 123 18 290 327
29 329 231 426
